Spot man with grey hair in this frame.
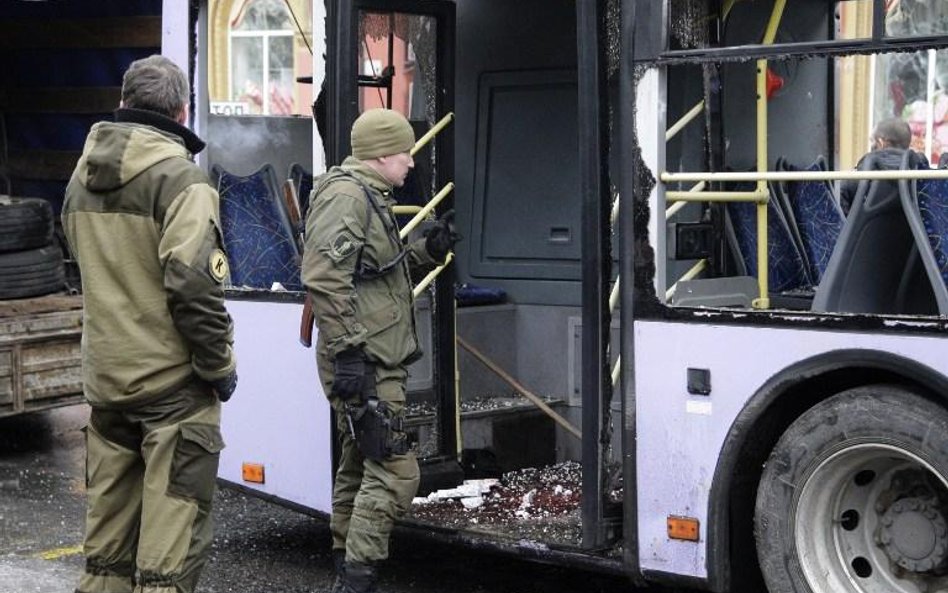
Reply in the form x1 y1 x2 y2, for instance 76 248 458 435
839 117 923 214
62 54 237 593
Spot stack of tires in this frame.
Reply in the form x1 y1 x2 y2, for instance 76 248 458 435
0 196 66 300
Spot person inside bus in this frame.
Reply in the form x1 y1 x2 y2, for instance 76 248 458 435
302 108 459 593
62 55 238 593
838 117 926 215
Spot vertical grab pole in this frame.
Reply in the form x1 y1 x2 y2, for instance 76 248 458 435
753 0 786 309
754 57 770 309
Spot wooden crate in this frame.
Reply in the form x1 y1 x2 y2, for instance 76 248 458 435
0 295 84 417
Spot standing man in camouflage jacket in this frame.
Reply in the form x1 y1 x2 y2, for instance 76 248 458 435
62 55 237 593
303 108 459 593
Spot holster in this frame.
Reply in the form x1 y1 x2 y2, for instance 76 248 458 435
344 366 410 461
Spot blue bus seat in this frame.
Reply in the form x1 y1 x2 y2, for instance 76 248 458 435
212 163 302 291
775 156 845 284
813 149 934 314
725 180 812 293
899 150 948 314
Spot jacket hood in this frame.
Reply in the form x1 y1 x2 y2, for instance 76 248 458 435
76 109 206 193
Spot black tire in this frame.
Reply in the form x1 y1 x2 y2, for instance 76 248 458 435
0 245 65 299
755 385 948 593
0 197 54 253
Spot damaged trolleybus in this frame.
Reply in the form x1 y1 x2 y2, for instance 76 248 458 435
151 1 948 592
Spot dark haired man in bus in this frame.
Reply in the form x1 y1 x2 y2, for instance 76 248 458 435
302 108 458 593
62 54 237 593
839 117 919 215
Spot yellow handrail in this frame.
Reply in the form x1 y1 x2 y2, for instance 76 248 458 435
609 277 620 313
666 101 705 142
413 252 454 297
665 200 687 220
722 0 738 19
762 0 786 45
396 114 458 295
751 0 786 310
666 258 709 301
399 182 455 239
664 169 948 182
666 190 768 202
411 112 455 157
665 182 706 219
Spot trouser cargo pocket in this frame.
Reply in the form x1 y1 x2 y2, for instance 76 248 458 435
168 423 224 505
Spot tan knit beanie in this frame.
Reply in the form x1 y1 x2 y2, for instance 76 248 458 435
351 108 415 159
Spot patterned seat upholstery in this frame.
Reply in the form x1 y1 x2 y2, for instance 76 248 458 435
212 164 301 291
777 157 845 284
900 150 948 314
917 180 948 283
726 181 812 293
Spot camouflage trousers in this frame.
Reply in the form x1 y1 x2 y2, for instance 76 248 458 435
318 356 420 565
76 383 223 593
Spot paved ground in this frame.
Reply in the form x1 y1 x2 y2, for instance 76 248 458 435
0 405 698 593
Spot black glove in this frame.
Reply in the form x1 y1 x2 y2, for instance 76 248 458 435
424 209 461 261
331 347 367 401
210 371 238 402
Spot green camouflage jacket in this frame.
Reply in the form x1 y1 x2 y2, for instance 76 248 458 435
62 108 236 408
302 157 437 367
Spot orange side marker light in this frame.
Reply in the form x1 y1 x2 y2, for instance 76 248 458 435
667 516 700 541
242 462 265 484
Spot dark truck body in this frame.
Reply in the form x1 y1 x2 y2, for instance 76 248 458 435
0 2 159 419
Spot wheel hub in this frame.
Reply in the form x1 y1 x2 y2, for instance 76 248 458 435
879 496 948 572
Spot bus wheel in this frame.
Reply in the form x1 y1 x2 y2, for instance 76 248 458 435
755 385 948 593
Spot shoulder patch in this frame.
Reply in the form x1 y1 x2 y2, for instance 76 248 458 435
329 231 359 262
209 249 229 283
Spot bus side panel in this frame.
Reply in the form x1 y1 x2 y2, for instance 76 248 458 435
634 320 948 580
220 299 333 513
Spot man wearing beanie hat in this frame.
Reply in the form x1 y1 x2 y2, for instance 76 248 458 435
302 108 459 593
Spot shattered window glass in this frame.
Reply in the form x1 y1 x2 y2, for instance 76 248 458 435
606 0 620 76
668 0 711 51
886 0 948 37
357 11 438 126
358 11 444 459
874 49 948 163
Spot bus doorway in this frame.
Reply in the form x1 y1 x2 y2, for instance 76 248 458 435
214 0 622 569
325 0 460 493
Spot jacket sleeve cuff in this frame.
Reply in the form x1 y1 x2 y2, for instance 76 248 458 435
409 238 443 265
326 324 367 358
192 345 237 381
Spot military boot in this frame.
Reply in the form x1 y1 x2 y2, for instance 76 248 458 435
330 549 346 593
339 561 377 593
